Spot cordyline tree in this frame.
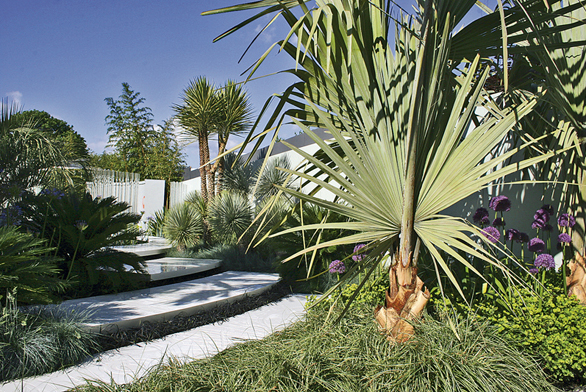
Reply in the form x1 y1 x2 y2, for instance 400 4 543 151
174 77 252 201
205 0 585 341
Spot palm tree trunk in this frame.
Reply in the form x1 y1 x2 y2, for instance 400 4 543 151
198 132 208 202
201 131 213 201
375 1 432 341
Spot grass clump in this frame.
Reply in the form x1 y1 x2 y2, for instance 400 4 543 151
75 305 559 392
0 292 98 382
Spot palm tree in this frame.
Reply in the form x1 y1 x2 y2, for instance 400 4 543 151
211 81 253 195
174 77 220 202
204 0 584 340
0 99 71 206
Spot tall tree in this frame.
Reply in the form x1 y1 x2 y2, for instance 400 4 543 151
212 81 253 194
0 99 71 207
10 109 89 164
102 83 185 184
104 82 157 177
205 0 585 340
173 77 221 202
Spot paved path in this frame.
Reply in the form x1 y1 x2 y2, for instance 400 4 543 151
58 271 280 332
1 294 307 392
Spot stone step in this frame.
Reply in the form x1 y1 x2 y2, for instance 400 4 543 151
144 257 221 281
54 271 280 333
1 294 307 392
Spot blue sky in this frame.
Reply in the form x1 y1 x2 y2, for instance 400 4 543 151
2 1 493 168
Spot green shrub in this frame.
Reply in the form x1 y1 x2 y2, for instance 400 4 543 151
22 191 147 298
163 203 204 251
472 285 586 384
208 191 253 245
0 226 63 305
75 305 558 392
308 270 388 310
0 291 98 382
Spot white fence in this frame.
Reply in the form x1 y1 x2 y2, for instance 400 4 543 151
86 169 141 213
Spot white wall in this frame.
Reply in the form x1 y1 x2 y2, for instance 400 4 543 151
137 179 166 231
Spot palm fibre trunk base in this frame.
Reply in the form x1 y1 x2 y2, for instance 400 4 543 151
375 251 429 342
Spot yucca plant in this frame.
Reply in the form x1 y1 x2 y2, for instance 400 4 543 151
205 0 583 340
208 191 253 246
163 202 204 251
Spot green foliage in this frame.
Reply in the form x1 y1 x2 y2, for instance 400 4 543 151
471 285 586 384
308 270 388 310
75 305 558 392
146 209 166 237
163 203 204 250
208 191 253 245
170 243 275 273
274 202 355 292
0 291 98 382
254 155 292 201
101 83 185 182
22 191 147 298
0 226 63 305
0 99 72 206
221 152 257 195
10 109 89 163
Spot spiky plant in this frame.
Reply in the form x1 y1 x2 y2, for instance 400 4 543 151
0 226 63 305
163 203 204 251
208 191 253 245
204 0 584 340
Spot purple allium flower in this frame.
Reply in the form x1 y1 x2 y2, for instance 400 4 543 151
534 209 550 222
541 204 554 215
328 260 346 274
528 237 546 253
529 267 539 274
558 233 572 245
492 217 505 227
558 213 576 228
517 232 530 243
473 208 490 224
481 226 500 244
532 209 550 229
534 253 555 270
352 244 366 262
505 228 520 241
489 195 511 212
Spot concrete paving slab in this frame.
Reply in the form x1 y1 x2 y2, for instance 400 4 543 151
109 236 172 257
1 294 307 392
54 271 280 333
145 257 221 281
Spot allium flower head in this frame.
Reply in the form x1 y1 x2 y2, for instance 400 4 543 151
528 237 545 253
75 220 88 231
505 228 519 241
328 260 346 274
541 204 554 215
558 233 572 245
517 232 530 243
489 195 511 212
492 217 505 227
481 226 500 244
529 267 539 275
352 244 366 262
473 208 490 224
532 209 550 230
558 213 576 228
534 253 555 270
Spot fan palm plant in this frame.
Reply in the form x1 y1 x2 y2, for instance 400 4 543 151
204 0 583 340
0 99 72 207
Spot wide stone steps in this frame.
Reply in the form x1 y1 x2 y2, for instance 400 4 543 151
55 271 280 333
